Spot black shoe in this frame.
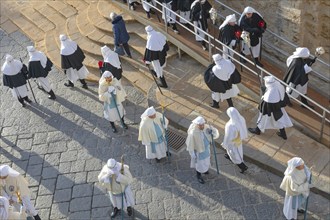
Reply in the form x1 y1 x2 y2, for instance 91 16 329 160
48 90 56 100
276 129 287 140
238 163 248 173
82 84 88 89
127 206 133 216
197 174 205 184
297 209 305 214
80 79 88 89
112 127 118 133
210 100 219 109
110 122 117 133
18 98 26 107
24 96 32 103
64 81 74 87
155 158 161 163
166 151 171 156
159 76 168 88
34 214 41 220
254 58 264 67
111 207 119 218
122 123 128 129
248 127 261 135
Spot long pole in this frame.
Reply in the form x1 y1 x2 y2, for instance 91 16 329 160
110 92 125 128
209 125 219 174
20 57 37 103
161 105 170 161
303 172 312 220
146 64 163 95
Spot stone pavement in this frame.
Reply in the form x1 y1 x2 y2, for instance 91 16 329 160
1 29 330 220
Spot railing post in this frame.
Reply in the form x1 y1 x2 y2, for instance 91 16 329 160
208 35 212 62
319 110 326 141
163 3 168 33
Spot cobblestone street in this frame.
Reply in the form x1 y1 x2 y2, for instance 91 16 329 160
1 30 329 220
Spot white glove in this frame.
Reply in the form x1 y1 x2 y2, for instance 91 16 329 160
304 64 312 74
108 86 116 94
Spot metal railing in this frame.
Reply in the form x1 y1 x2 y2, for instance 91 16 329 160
214 0 330 83
127 0 329 140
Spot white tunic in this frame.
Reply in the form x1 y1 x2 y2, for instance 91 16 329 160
222 126 244 164
241 39 261 58
66 65 89 83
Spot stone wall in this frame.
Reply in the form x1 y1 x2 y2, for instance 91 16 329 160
211 0 330 97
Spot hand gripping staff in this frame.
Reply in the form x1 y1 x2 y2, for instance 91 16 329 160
208 123 219 174
109 90 126 129
20 57 37 103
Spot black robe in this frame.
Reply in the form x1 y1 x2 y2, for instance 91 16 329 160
204 63 241 93
239 13 266 47
283 58 310 87
190 1 212 30
144 42 169 66
219 24 241 49
177 0 193 12
28 58 53 78
101 62 122 80
3 68 27 89
61 46 85 70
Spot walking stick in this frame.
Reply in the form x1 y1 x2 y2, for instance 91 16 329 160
208 124 219 174
120 154 125 220
20 57 37 103
303 170 313 220
110 91 125 129
146 63 163 95
259 36 263 61
161 104 170 161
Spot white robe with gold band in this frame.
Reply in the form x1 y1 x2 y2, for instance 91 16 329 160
222 124 244 164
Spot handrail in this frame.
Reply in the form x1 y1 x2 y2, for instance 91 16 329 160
214 0 330 82
137 0 330 139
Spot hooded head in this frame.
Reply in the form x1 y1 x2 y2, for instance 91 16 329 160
27 46 36 53
5 54 13 63
145 25 154 35
110 12 117 21
59 34 67 41
293 47 310 58
212 54 222 65
141 106 157 119
192 116 206 130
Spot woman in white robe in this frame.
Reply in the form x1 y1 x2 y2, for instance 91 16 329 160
186 116 219 184
98 71 127 133
222 107 248 173
280 157 311 220
98 158 134 218
138 106 169 162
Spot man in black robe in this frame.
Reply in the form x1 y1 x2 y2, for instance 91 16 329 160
238 6 266 67
2 54 32 107
218 14 242 59
143 25 169 88
27 46 56 100
283 47 315 109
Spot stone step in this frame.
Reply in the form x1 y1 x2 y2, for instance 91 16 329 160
33 2 67 30
46 1 77 18
66 0 90 11
19 7 55 32
97 0 135 24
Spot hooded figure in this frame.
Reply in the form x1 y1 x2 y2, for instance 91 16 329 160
26 46 56 100
1 54 32 107
110 13 132 58
98 71 127 133
222 107 248 173
100 45 123 80
219 14 242 59
204 54 241 108
138 106 169 162
280 157 312 220
186 116 219 184
190 0 212 50
238 6 267 67
248 76 293 140
0 165 41 220
283 47 315 109
162 0 179 34
98 158 134 218
143 25 170 88
177 0 194 26
59 34 89 89
142 0 157 18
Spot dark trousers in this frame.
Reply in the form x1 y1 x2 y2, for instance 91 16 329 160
122 43 132 57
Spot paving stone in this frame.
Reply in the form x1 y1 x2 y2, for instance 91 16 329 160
50 202 69 219
27 164 43 177
75 172 87 184
72 183 93 198
36 195 53 209
91 207 111 219
152 187 173 201
241 205 258 220
58 161 72 174
56 174 75 189
54 188 72 203
92 194 111 208
70 160 86 172
85 158 102 171
44 153 60 167
28 154 44 165
69 197 92 212
87 171 100 183
38 178 56 195
41 166 59 179
136 189 152 204
221 189 244 208
69 211 91 220
148 201 165 220
60 150 78 162
255 202 282 219
164 198 181 219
